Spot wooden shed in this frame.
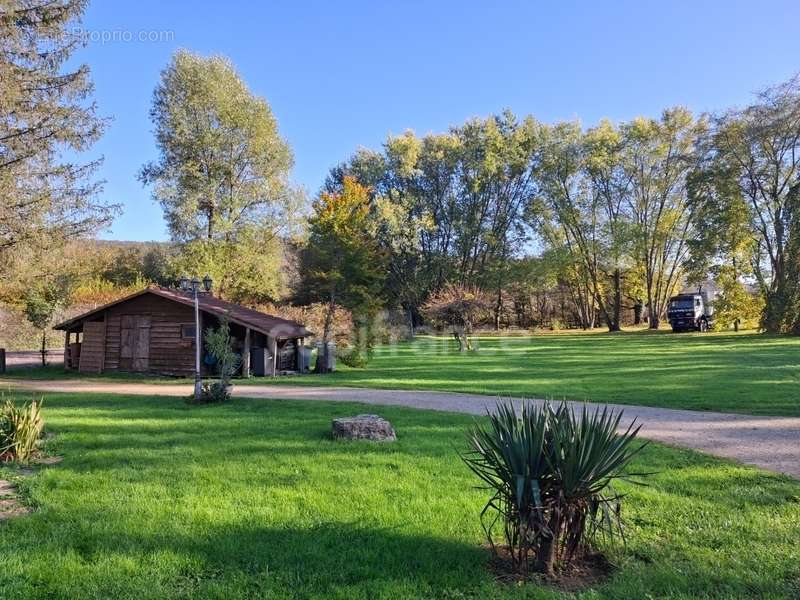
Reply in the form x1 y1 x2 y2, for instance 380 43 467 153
53 287 311 377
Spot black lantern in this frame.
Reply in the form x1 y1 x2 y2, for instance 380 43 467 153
179 276 189 291
202 274 213 293
190 277 200 292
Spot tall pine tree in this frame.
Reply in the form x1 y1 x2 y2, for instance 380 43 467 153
0 0 114 258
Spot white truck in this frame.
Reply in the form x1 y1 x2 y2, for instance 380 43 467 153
666 290 716 333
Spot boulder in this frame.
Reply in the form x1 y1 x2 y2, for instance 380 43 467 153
332 414 396 441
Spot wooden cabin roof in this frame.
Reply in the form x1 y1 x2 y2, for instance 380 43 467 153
54 287 311 339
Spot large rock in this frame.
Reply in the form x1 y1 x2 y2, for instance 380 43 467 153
332 414 396 441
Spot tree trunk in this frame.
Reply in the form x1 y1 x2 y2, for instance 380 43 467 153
452 328 464 351
40 329 47 367
406 306 415 338
494 288 502 331
647 293 660 329
316 293 336 373
206 206 215 240
452 326 469 352
646 273 660 329
633 301 643 325
536 513 561 577
612 272 620 330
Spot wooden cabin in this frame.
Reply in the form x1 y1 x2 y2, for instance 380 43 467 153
54 287 311 377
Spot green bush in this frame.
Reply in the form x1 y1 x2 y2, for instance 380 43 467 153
338 346 368 368
461 401 645 577
204 316 241 383
0 395 44 463
187 316 240 404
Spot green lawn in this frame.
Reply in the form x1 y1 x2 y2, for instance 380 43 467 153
3 329 799 416
254 330 800 416
1 392 798 599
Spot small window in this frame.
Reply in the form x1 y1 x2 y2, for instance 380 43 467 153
181 324 196 339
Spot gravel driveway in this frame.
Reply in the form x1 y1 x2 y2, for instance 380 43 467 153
5 379 800 479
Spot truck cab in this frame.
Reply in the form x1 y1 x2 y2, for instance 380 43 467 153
667 293 714 333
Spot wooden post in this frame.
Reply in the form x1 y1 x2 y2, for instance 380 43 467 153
243 327 251 378
0 348 5 374
64 331 71 369
197 310 204 378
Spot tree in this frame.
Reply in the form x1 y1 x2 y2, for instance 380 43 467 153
140 50 300 302
700 76 800 333
780 195 800 333
422 283 491 351
327 114 539 329
23 278 71 366
584 120 637 331
712 266 764 331
621 109 705 329
688 161 759 331
450 113 538 290
532 121 608 331
298 177 386 370
170 228 285 304
0 0 115 257
197 316 241 402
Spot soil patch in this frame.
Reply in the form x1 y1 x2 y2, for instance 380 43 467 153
0 479 30 522
487 544 615 592
0 455 61 522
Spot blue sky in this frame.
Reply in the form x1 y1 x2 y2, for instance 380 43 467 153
74 0 799 241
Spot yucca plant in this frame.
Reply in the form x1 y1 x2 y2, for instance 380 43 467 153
0 395 45 463
462 400 646 577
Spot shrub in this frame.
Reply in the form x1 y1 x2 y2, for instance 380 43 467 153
187 317 240 405
204 316 241 384
338 346 368 368
0 396 44 463
461 401 645 578
187 381 231 405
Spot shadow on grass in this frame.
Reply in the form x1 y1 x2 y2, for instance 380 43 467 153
1 390 799 599
7 507 492 595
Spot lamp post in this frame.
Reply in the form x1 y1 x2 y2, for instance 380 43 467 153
180 275 212 400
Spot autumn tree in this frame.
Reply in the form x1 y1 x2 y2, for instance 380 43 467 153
688 156 759 331
530 120 639 332
0 0 115 259
169 228 285 304
584 120 638 331
140 50 300 302
422 283 492 351
621 108 705 329
298 177 386 370
531 121 606 330
328 113 539 330
22 277 72 366
712 267 764 331
699 77 800 333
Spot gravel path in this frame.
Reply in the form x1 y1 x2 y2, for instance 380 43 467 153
5 379 800 479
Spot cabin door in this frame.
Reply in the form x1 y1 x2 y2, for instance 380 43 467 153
120 316 151 372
